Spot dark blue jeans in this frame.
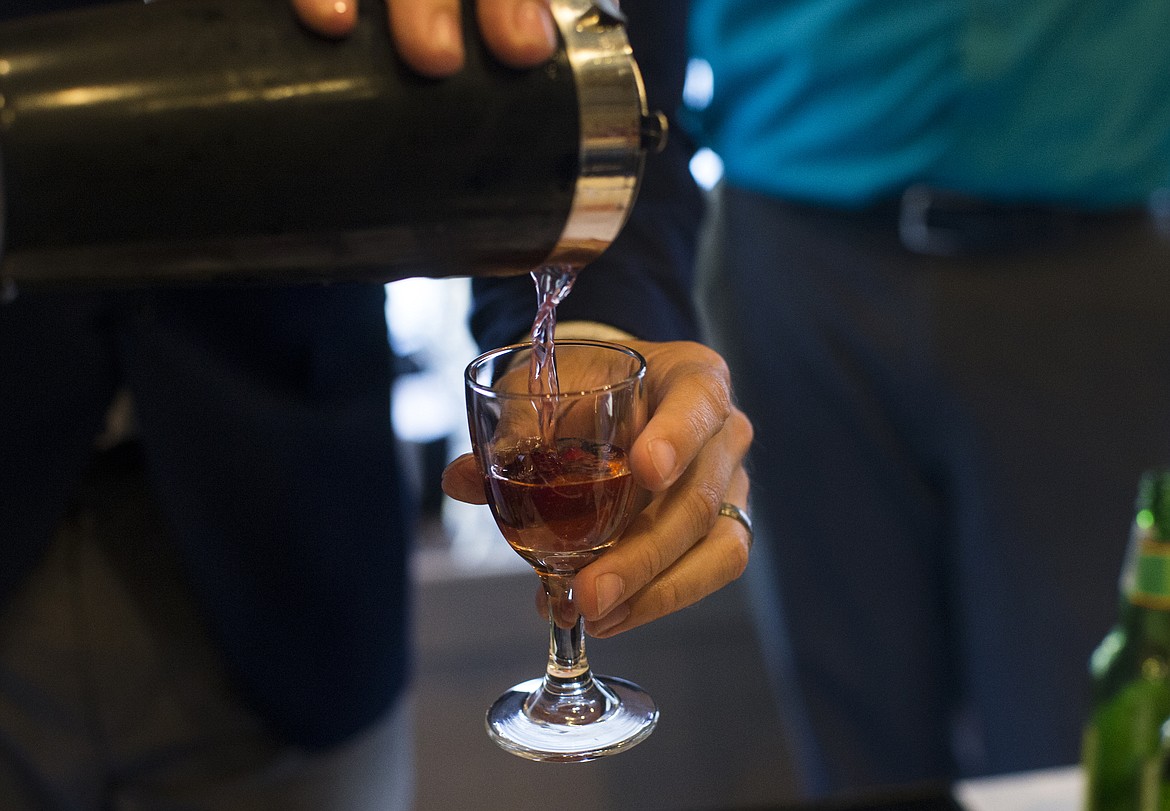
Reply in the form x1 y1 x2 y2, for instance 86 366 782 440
698 184 1170 796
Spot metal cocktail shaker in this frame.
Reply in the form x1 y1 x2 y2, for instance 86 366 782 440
0 0 662 289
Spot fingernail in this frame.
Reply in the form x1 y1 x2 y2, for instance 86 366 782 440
514 0 557 52
594 573 625 617
648 438 677 485
430 10 462 61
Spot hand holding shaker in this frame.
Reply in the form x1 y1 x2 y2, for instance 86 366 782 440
0 0 663 289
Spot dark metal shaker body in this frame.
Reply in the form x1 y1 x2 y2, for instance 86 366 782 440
0 0 655 288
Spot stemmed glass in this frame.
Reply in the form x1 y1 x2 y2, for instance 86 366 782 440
464 339 657 762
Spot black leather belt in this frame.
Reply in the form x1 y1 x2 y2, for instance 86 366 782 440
894 183 1142 257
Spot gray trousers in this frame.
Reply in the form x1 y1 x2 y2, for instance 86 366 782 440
0 454 412 810
698 184 1170 796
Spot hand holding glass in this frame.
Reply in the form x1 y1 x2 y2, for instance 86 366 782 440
464 339 657 762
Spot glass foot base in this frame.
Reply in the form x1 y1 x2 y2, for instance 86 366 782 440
486 676 658 762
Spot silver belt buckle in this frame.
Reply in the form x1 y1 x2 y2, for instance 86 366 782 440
898 184 963 257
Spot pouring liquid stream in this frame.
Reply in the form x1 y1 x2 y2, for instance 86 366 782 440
524 264 587 620
528 264 581 440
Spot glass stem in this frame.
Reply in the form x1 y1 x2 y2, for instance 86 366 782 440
521 573 616 725
548 614 591 684
542 573 592 686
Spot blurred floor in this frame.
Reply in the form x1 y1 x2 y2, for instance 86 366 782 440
409 511 799 811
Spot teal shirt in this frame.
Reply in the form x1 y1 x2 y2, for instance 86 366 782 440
686 0 1170 208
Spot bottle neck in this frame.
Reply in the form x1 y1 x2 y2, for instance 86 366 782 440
1123 533 1170 612
1118 601 1170 642
1109 471 1170 646
1117 532 1170 645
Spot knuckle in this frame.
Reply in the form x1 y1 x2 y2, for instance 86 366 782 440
681 342 733 415
688 479 725 535
688 339 729 375
724 530 751 581
731 407 754 446
632 535 671 585
646 574 688 619
705 371 734 422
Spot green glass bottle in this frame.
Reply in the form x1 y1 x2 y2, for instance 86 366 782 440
1083 470 1170 811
